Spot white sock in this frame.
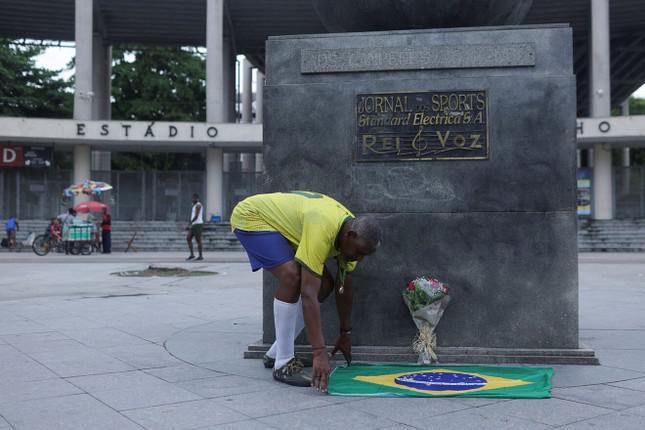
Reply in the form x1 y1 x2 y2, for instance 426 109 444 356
267 297 304 359
273 298 299 369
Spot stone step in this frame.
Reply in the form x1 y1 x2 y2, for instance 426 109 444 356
244 343 599 365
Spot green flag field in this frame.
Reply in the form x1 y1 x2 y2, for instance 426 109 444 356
328 363 553 398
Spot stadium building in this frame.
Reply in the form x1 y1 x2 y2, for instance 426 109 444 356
0 0 644 228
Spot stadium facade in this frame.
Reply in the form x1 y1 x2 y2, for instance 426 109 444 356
0 0 644 221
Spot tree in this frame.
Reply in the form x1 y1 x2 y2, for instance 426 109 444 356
0 39 73 117
110 45 207 170
111 45 206 121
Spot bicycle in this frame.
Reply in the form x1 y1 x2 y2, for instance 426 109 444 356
32 234 65 256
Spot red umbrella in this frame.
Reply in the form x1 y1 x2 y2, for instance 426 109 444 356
73 201 109 213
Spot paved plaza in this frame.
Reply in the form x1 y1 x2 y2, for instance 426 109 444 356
0 251 644 429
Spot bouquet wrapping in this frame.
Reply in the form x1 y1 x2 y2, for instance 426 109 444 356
402 276 450 364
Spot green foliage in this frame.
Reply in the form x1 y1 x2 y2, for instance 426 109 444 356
111 45 206 121
109 45 208 170
403 287 431 312
628 97 645 165
629 97 645 115
0 39 72 117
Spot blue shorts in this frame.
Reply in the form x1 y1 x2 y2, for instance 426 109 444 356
234 229 295 272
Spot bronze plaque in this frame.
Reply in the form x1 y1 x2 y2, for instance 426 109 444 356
355 91 489 162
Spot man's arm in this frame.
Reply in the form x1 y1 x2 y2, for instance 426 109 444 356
300 267 331 391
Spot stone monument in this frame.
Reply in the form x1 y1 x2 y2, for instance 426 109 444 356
246 1 598 364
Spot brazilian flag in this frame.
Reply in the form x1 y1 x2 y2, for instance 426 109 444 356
328 363 553 398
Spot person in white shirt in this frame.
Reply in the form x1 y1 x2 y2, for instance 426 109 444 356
186 193 204 260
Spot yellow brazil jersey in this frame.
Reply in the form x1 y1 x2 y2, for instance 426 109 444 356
230 191 357 277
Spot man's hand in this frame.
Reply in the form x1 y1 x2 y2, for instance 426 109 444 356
311 349 331 392
331 332 352 366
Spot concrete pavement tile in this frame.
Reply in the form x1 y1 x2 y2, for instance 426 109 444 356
109 323 183 344
557 411 643 429
86 384 203 411
192 419 280 430
122 399 248 430
553 384 645 410
448 397 511 407
199 360 277 379
144 364 226 383
11 339 87 354
0 415 10 428
623 404 645 417
67 370 169 392
35 316 106 331
391 409 553 430
0 319 47 335
1 331 70 344
101 343 182 368
0 348 59 382
0 394 144 430
476 398 613 426
59 327 151 349
609 377 645 392
0 378 82 404
219 387 335 419
256 404 400 429
28 347 134 377
580 329 645 350
347 397 469 427
594 349 645 373
178 375 276 398
551 365 645 388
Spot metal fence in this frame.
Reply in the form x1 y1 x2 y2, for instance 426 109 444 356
614 167 645 219
0 168 263 221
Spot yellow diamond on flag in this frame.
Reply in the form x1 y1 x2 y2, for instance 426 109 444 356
354 368 533 396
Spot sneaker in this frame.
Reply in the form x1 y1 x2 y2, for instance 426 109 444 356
263 354 312 369
272 357 311 387
186 255 195 260
195 256 204 261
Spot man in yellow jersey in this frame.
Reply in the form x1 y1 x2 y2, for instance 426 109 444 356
231 191 381 392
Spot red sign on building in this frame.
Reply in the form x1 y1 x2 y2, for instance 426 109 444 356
0 145 25 167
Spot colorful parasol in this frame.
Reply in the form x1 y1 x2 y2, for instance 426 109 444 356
63 180 113 198
73 201 110 214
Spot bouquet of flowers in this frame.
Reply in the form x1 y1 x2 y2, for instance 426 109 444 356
402 276 450 364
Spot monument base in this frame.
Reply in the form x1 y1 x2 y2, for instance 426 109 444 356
244 342 599 365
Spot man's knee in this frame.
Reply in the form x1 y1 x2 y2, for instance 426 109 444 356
281 264 301 290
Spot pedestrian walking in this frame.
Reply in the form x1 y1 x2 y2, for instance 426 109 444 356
186 193 204 261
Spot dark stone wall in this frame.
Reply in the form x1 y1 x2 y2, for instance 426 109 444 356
262 25 578 349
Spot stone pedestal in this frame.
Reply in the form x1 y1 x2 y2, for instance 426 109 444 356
247 24 597 364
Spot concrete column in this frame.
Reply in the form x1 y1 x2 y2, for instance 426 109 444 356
206 148 223 220
621 100 631 196
255 71 264 123
73 0 93 204
621 100 630 168
206 0 225 218
206 0 225 123
91 33 112 172
74 145 91 203
223 37 236 122
590 0 613 219
74 0 93 120
241 58 253 123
